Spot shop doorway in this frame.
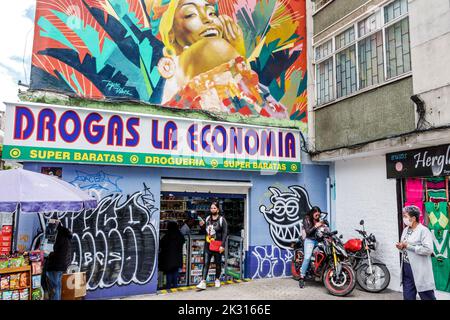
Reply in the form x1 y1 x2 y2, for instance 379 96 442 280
157 179 251 290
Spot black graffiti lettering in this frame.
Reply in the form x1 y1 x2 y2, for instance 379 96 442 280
35 188 158 291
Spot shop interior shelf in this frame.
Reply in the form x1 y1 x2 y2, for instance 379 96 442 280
0 265 31 275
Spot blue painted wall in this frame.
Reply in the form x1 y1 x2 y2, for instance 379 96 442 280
21 162 329 298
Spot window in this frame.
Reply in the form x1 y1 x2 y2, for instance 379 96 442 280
316 40 334 105
385 16 411 78
358 31 384 88
314 0 334 12
336 45 357 98
314 0 411 106
317 58 334 105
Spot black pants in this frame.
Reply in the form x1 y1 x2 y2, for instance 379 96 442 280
165 268 179 289
202 248 222 280
402 262 436 300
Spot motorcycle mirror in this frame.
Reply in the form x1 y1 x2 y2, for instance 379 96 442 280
359 220 364 225
339 235 343 239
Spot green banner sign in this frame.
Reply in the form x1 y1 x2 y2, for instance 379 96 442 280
3 145 301 173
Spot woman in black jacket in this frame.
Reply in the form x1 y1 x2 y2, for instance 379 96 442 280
299 206 327 288
196 201 228 290
159 221 186 289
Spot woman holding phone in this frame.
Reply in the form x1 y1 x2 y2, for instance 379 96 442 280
196 201 228 290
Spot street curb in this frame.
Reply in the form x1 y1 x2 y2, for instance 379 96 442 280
158 278 252 295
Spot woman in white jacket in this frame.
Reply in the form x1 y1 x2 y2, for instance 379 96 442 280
396 205 436 300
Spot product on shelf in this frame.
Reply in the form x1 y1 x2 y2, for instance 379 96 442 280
2 290 12 300
0 257 8 269
9 274 20 290
20 272 29 288
32 288 42 300
32 262 42 275
1 275 10 290
19 289 29 300
28 251 42 262
11 290 20 300
32 275 41 289
8 255 25 268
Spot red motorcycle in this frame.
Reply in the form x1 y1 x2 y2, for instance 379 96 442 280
291 225 356 296
344 220 390 293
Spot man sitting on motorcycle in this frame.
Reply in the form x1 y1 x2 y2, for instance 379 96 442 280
299 206 329 288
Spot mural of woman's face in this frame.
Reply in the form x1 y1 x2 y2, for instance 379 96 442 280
172 0 223 49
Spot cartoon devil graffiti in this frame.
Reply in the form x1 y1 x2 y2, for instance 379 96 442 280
259 186 313 250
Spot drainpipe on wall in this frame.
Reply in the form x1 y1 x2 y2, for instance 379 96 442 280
306 0 316 153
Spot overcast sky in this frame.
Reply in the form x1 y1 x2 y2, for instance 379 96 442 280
0 1 36 111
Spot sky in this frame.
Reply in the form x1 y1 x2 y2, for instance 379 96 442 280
0 1 36 111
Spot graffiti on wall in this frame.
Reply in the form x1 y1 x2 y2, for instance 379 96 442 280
31 0 307 122
69 170 123 199
249 245 292 279
259 185 312 250
32 187 158 291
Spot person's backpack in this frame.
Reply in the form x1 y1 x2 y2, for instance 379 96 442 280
205 215 223 228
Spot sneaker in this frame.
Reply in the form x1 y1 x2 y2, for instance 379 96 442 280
298 277 305 289
215 279 221 288
196 280 206 290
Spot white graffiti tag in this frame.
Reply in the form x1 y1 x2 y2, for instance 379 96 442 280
250 246 293 279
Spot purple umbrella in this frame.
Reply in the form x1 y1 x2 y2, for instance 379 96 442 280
0 168 97 213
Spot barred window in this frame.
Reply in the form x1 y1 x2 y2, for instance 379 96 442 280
358 31 384 89
336 45 357 98
315 40 333 61
314 0 411 106
384 0 408 23
336 27 355 50
385 18 411 78
317 58 334 105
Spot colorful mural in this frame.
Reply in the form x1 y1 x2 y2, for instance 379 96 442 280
31 0 307 122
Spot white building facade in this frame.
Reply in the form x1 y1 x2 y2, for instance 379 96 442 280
308 0 450 298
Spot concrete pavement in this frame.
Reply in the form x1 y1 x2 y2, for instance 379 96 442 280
118 277 403 300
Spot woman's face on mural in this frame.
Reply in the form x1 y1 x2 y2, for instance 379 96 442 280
172 0 223 48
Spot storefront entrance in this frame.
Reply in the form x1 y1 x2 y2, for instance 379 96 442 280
157 179 251 290
387 145 450 294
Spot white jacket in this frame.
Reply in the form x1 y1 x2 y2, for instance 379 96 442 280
400 224 436 292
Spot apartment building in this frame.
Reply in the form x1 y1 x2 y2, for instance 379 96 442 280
308 0 450 296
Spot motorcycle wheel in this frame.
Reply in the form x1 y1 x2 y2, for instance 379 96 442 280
323 264 356 297
356 263 390 293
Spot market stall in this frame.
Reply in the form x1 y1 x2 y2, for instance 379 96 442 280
0 168 96 300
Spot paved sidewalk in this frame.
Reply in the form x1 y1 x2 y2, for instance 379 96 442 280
119 277 403 300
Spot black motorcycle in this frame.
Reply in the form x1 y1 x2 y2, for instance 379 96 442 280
344 220 391 293
292 225 356 296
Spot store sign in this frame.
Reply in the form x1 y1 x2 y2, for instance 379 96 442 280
3 102 301 173
386 144 450 179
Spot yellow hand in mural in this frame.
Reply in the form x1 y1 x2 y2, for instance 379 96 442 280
218 15 246 58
